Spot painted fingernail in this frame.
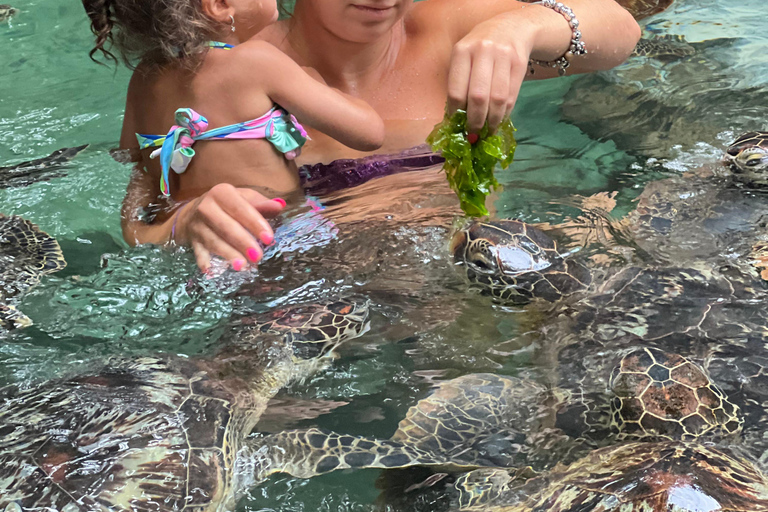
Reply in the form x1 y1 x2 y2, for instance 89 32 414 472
246 247 261 263
273 198 287 208
232 258 246 272
467 133 479 145
260 232 274 245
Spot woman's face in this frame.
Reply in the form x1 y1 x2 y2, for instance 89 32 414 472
300 0 413 43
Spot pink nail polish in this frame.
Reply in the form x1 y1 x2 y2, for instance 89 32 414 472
246 247 261 263
273 198 287 208
260 232 274 245
232 259 245 272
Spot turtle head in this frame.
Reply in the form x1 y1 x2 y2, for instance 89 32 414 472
726 131 768 187
450 220 590 304
610 347 743 441
263 298 371 360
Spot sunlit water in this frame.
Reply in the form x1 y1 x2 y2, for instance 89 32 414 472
1 0 767 509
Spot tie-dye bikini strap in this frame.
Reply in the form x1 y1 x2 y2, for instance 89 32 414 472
136 106 308 197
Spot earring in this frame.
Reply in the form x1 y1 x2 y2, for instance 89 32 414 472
229 15 235 32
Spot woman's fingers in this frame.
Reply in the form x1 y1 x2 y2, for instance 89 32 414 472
178 184 289 272
505 60 528 120
447 43 472 115
486 51 513 131
448 23 533 132
465 48 495 133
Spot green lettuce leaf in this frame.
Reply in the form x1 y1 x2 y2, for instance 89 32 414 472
427 110 517 216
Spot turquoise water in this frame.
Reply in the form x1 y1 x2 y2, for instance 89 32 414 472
1 0 768 509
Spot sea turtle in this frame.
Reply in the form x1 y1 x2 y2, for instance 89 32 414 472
0 4 17 22
553 131 768 269
0 145 88 330
245 346 768 512
450 132 768 305
0 297 371 511
442 350 768 512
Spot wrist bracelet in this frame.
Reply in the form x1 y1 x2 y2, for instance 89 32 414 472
528 0 587 77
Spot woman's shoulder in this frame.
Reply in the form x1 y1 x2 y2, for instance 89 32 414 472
405 0 469 40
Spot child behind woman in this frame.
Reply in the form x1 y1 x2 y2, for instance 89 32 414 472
83 0 384 270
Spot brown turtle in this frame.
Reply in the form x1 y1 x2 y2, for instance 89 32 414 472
0 146 87 330
239 347 768 512
0 297 371 511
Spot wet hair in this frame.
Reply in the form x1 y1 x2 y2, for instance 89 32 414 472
82 0 220 67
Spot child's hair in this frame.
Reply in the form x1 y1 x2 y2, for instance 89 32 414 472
82 0 219 67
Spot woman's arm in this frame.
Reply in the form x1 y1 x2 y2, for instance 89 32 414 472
237 41 385 152
425 0 641 131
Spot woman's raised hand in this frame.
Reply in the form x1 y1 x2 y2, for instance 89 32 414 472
173 183 286 272
446 14 536 134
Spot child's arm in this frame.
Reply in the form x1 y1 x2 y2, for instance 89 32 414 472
238 41 385 151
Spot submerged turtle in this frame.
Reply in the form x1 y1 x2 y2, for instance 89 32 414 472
0 297 371 511
450 132 768 304
559 131 768 268
0 4 17 22
245 346 768 512
0 145 88 330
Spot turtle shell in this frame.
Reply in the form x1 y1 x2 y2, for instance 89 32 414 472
0 298 370 511
511 442 768 512
610 347 743 441
451 220 591 303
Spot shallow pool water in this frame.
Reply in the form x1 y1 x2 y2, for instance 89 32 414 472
1 0 768 509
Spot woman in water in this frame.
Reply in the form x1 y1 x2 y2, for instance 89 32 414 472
116 0 641 271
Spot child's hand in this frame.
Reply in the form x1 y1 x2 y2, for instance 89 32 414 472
174 184 286 272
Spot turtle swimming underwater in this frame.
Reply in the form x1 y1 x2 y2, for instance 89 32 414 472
552 131 768 269
0 145 88 331
244 347 768 512
450 132 768 304
0 4 17 22
0 297 371 511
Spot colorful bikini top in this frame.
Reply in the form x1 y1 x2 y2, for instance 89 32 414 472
135 43 308 197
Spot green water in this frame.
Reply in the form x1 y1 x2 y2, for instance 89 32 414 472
2 0 768 509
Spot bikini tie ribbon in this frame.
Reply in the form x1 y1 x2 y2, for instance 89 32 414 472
150 108 208 197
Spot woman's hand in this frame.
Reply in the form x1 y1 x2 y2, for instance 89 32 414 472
446 15 537 134
444 0 641 133
173 183 286 272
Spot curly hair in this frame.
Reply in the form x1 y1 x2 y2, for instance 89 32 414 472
82 0 221 67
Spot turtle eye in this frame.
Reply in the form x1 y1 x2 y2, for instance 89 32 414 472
471 257 494 271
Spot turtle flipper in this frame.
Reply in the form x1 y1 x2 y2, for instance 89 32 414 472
0 214 65 333
0 303 31 330
247 428 469 483
0 144 88 189
246 375 553 484
0 213 66 281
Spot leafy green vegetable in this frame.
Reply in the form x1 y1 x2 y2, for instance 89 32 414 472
427 110 517 216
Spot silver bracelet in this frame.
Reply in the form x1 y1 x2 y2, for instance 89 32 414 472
528 0 587 77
